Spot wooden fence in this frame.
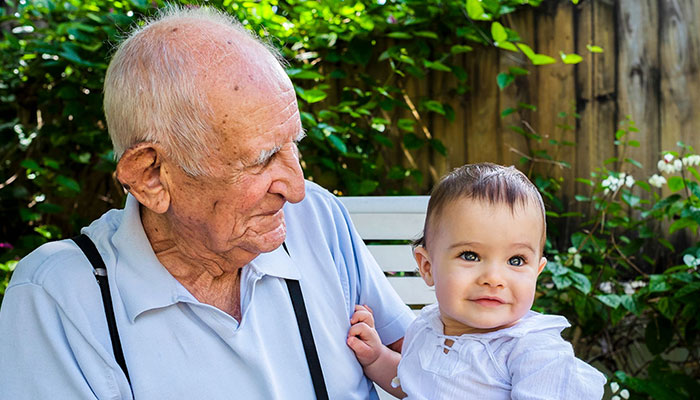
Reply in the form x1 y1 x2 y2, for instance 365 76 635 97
356 0 700 204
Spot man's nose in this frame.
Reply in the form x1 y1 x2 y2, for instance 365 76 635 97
269 145 305 203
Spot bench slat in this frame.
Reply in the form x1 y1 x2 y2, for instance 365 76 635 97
367 245 416 272
348 213 425 240
386 276 436 305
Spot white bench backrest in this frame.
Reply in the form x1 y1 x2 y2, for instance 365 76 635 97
339 196 436 308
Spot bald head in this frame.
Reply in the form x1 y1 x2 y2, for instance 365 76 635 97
104 6 288 176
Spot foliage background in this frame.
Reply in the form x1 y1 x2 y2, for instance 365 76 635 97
1 0 699 398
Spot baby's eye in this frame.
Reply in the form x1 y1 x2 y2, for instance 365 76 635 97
460 251 480 262
508 256 525 266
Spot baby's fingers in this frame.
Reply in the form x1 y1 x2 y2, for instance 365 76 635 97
350 305 375 328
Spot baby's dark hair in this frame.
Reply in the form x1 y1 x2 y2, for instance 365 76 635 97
414 162 546 251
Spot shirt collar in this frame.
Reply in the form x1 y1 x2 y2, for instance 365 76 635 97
111 195 300 323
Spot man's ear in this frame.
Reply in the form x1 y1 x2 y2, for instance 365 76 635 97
116 142 170 214
414 246 435 287
537 256 547 275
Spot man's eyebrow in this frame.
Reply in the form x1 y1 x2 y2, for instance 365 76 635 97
254 130 306 165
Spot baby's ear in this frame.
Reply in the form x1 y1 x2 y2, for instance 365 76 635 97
414 246 435 287
537 257 547 275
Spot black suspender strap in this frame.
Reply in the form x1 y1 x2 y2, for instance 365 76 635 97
285 279 329 400
70 237 326 399
71 234 132 386
281 242 329 400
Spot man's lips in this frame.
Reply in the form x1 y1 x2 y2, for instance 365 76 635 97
471 296 506 307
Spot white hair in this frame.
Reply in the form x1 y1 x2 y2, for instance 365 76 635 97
104 5 284 176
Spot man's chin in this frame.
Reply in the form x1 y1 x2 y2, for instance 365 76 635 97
249 223 287 254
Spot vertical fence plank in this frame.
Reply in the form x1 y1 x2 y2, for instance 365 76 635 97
618 0 660 176
576 0 617 193
464 46 501 164
532 1 578 202
660 0 700 155
499 8 536 169
431 51 467 179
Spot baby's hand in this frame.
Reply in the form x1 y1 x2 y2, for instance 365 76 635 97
347 304 384 367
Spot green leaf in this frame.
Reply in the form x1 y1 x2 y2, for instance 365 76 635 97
621 295 642 315
430 139 447 156
451 45 473 54
509 67 529 76
657 238 675 252
286 68 324 80
491 22 507 42
296 87 327 104
495 41 518 52
386 32 412 39
327 134 347 154
501 107 516 118
422 100 445 115
414 31 439 39
645 315 673 354
21 159 40 171
667 176 685 192
397 118 415 132
649 275 670 293
56 175 80 192
423 60 452 72
20 208 41 222
358 180 379 195
688 166 700 181
596 294 621 309
669 218 697 234
466 0 491 20
496 73 514 90
403 133 424 150
531 54 556 65
624 157 643 169
569 271 591 294
560 51 583 64
516 43 535 59
586 44 603 53
552 274 572 289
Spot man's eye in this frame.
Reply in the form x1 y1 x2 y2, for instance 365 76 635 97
460 251 479 262
508 256 525 266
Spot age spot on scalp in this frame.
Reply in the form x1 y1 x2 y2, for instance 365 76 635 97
234 86 239 91
172 28 178 32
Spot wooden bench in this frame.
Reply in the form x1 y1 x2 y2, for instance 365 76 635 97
338 195 434 400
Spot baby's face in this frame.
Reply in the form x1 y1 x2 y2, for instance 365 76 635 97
415 198 546 336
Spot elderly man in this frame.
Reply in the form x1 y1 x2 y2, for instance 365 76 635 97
0 7 413 399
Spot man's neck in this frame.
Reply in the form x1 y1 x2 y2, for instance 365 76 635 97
140 206 251 320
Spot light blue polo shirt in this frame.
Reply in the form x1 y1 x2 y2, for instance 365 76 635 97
0 181 414 399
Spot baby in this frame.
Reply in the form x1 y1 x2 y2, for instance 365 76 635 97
347 163 606 399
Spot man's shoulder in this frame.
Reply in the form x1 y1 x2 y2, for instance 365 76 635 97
9 208 124 294
286 180 343 218
10 240 85 286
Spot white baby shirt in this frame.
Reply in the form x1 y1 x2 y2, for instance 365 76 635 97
397 304 606 399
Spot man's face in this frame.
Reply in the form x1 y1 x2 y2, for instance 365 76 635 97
164 59 306 260
418 198 546 336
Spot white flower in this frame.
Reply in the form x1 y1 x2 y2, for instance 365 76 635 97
599 281 613 294
612 396 620 400
648 174 667 188
602 175 621 194
658 154 683 174
682 154 700 167
610 382 620 393
624 174 635 188
620 389 630 399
